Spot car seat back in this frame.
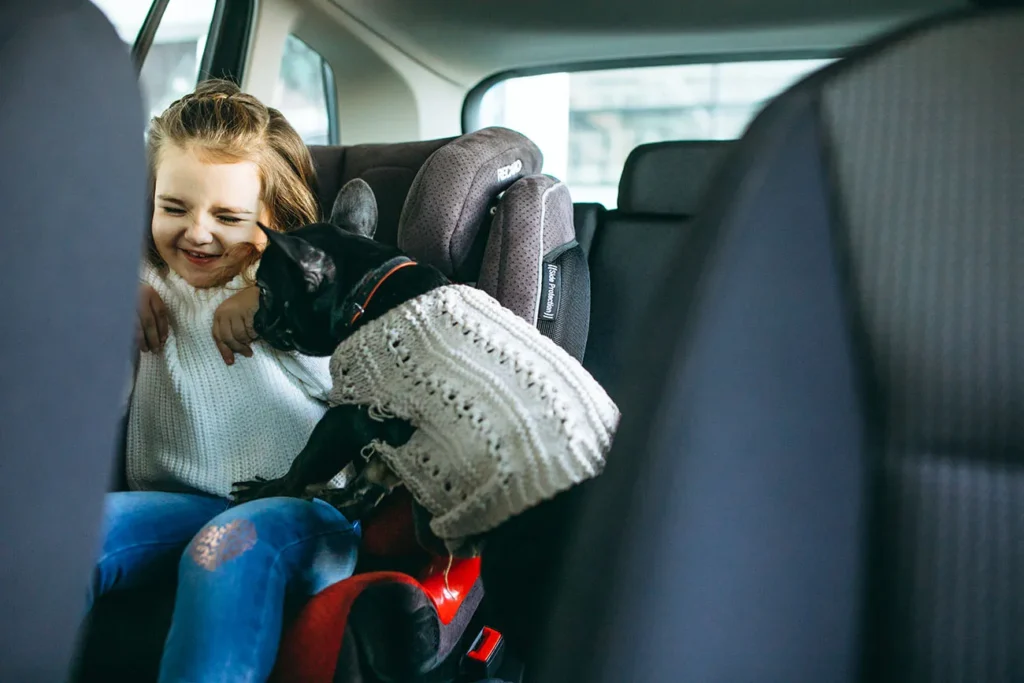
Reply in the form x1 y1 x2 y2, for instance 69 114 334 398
478 139 733 662
532 7 1024 682
1 2 146 680
584 140 732 398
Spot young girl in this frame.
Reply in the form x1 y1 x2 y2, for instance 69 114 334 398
86 80 357 682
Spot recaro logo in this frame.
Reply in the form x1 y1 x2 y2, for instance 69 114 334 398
496 159 523 182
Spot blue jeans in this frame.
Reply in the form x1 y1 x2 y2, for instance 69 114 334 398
88 491 360 683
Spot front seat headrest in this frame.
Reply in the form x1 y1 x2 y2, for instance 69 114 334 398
397 127 543 278
617 140 731 216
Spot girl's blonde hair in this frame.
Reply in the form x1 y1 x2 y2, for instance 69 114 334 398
146 79 320 286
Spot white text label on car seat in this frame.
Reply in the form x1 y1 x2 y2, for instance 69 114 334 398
497 159 523 182
541 262 560 321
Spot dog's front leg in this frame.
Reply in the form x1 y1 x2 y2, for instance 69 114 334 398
231 404 371 505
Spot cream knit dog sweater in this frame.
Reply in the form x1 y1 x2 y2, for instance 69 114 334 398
329 284 620 545
127 263 335 498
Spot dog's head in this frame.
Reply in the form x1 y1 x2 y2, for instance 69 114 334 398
254 179 399 355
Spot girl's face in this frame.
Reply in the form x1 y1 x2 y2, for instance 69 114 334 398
152 144 271 288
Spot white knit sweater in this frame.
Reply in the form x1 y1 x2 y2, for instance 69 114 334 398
329 284 620 545
126 263 335 498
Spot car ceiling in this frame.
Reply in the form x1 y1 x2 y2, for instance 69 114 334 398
331 0 966 86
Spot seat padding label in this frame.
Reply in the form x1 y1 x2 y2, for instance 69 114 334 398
540 262 561 321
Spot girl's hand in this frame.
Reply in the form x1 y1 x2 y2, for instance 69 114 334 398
213 285 260 365
137 284 169 353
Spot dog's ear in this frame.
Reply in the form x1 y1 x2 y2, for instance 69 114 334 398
329 178 378 240
261 225 336 293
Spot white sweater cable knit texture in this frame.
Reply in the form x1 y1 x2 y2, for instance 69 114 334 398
127 263 335 498
329 284 620 545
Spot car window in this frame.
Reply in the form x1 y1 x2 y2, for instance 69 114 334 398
272 35 338 145
469 58 833 207
90 0 219 119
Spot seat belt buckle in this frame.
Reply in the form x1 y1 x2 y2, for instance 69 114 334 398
460 626 505 680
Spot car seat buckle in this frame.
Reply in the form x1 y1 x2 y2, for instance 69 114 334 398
460 626 505 680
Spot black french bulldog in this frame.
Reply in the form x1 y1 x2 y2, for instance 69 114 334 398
230 179 453 552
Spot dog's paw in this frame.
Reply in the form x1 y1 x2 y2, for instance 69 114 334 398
230 476 295 505
301 481 331 500
316 482 392 522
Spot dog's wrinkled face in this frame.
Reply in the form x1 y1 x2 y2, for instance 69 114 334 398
252 229 337 355
253 179 380 356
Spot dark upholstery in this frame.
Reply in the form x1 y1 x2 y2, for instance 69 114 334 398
481 141 732 661
572 202 605 257
824 11 1024 678
309 137 452 247
75 584 175 680
584 215 690 398
583 141 731 399
0 1 145 680
617 140 732 215
531 8 1024 683
347 578 484 678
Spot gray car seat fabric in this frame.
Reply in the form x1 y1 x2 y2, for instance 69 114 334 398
398 126 543 280
479 175 590 360
0 1 145 681
314 129 591 364
309 138 453 247
532 8 1023 683
397 127 592 361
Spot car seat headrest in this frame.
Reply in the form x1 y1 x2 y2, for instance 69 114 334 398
479 175 574 321
617 140 732 216
397 127 543 278
310 137 453 247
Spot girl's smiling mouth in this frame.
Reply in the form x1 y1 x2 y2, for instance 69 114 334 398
181 248 222 266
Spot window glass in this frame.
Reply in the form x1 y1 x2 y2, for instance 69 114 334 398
272 35 337 145
90 0 220 119
471 58 833 207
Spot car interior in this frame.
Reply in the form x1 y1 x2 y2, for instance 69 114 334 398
1 0 1020 681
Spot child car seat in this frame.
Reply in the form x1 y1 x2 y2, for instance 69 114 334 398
272 127 591 683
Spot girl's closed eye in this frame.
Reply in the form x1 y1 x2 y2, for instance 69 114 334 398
161 205 186 216
214 206 256 227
